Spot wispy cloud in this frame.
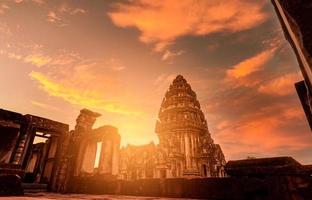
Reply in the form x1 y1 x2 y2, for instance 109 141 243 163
31 100 60 111
258 72 302 96
161 50 184 64
29 71 140 116
47 11 61 23
101 58 126 71
222 47 278 89
14 0 44 4
108 0 268 51
0 3 9 14
2 48 81 68
215 102 311 160
47 3 86 26
226 47 276 79
24 54 52 67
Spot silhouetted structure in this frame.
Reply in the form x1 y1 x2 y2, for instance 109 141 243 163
0 108 120 193
271 0 312 129
0 109 68 191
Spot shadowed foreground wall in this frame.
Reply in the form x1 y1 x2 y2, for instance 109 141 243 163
68 176 312 199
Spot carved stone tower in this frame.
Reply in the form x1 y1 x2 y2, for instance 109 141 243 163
155 75 225 178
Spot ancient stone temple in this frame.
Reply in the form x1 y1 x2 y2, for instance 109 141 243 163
119 75 226 179
0 108 120 193
156 75 225 177
0 109 69 192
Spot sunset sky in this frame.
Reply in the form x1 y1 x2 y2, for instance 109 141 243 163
1 0 312 164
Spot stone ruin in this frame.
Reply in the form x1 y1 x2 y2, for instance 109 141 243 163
0 76 312 199
119 75 226 180
0 108 120 194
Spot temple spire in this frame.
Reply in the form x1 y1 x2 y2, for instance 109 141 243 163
155 75 225 177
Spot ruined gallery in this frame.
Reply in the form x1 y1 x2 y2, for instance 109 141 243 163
0 75 225 193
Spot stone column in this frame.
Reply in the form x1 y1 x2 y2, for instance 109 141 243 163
184 132 191 169
111 138 120 175
80 142 97 173
181 134 184 153
11 134 27 165
191 133 195 168
11 122 32 165
100 140 112 174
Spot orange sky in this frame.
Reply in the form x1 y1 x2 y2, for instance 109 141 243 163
0 0 311 163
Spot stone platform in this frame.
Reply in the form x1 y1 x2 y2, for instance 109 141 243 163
0 193 198 200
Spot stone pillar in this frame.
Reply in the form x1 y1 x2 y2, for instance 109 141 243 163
11 134 27 165
11 122 31 165
111 138 120 175
81 142 97 173
100 140 112 174
50 131 71 192
74 109 101 132
60 109 101 192
191 133 195 168
181 134 184 153
184 133 191 169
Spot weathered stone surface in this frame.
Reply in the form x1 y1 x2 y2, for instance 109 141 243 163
273 0 312 58
3 193 197 200
0 164 25 179
61 109 121 194
0 174 24 196
271 0 312 128
0 109 23 123
67 174 312 200
74 109 101 132
156 75 226 177
225 157 312 176
0 108 70 193
119 75 226 180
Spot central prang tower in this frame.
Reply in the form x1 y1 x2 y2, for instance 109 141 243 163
155 75 225 177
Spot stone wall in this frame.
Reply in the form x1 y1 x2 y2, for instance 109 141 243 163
67 157 312 200
67 176 312 199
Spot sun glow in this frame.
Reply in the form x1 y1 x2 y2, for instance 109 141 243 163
94 142 102 169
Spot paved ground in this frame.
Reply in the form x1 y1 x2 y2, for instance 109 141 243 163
0 193 199 200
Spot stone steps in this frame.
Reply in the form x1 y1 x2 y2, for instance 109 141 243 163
22 183 48 193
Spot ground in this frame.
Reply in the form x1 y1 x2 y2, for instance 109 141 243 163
0 193 198 200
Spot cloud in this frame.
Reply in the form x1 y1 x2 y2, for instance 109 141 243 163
29 71 140 116
101 58 126 71
31 100 60 111
226 47 276 79
24 54 52 67
0 3 9 14
2 46 82 68
258 72 302 96
31 0 44 4
215 103 312 161
22 51 80 68
7 52 22 60
222 47 278 89
47 11 61 23
58 4 86 15
108 0 268 51
14 0 44 4
161 49 184 63
47 3 86 26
